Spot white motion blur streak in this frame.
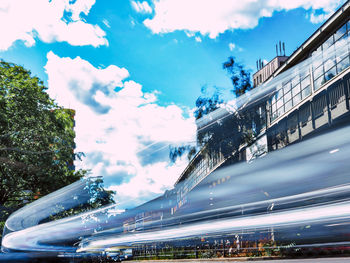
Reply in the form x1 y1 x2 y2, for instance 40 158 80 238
3 124 350 252
80 200 350 251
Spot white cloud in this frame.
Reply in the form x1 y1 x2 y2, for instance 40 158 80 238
143 0 345 38
131 1 153 14
45 52 196 208
309 11 332 24
229 43 235 51
0 0 107 51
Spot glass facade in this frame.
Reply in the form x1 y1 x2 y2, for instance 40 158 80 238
269 18 350 124
177 18 350 216
176 151 224 212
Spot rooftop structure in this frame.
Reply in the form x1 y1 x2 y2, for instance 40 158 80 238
174 0 350 213
253 56 289 87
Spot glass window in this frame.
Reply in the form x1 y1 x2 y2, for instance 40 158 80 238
284 90 292 102
277 98 283 109
292 83 301 96
293 93 301 106
300 69 309 80
322 34 334 50
314 76 325 91
312 45 322 57
291 75 300 87
277 106 284 117
276 89 282 100
302 85 311 98
334 23 347 41
271 95 276 104
272 102 277 112
283 81 291 94
285 100 292 112
337 56 350 72
301 76 310 90
323 43 335 63
335 41 349 63
313 53 323 69
324 58 336 72
271 112 277 122
313 64 324 79
325 66 337 81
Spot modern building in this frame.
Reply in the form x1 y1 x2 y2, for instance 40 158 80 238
253 55 289 87
173 0 350 215
112 2 350 257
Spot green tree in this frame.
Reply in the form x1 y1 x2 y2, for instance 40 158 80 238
223 56 252 97
0 61 85 208
170 57 256 163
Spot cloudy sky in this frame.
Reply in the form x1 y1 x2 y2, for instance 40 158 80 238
0 0 346 208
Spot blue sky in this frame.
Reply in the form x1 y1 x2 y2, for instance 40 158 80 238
0 0 346 208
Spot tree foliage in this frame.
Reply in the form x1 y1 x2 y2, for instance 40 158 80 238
194 87 223 120
223 56 252 97
170 57 255 163
0 61 85 206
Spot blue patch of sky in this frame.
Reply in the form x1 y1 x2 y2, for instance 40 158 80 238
0 1 329 111
137 141 171 166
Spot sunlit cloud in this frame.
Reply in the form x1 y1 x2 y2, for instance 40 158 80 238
143 0 345 38
0 0 107 51
45 51 196 207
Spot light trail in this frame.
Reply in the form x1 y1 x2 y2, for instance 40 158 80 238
2 36 350 255
3 124 350 253
78 200 350 251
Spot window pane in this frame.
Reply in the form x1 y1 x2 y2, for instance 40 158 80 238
283 81 291 94
272 103 277 112
337 56 350 72
334 23 347 41
302 85 311 98
322 34 334 50
292 83 301 96
300 69 309 80
271 95 276 104
285 100 292 112
313 53 323 69
293 93 301 106
277 98 283 108
324 58 336 72
301 76 310 90
291 75 300 87
313 65 324 79
277 106 284 116
276 89 282 100
335 40 349 63
284 90 292 102
271 96 276 105
314 76 325 91
325 66 337 81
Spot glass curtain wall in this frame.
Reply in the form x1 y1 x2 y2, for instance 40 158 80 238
269 19 350 124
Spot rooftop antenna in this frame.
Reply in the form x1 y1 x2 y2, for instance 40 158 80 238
276 44 278 56
283 42 286 56
279 41 282 56
256 60 259 71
